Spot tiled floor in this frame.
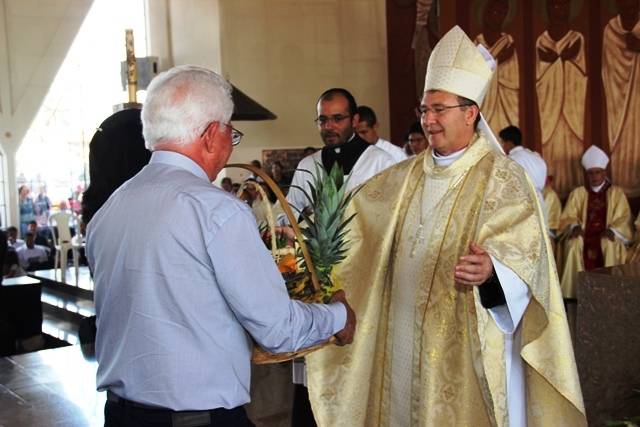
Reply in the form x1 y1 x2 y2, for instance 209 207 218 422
0 345 104 427
0 345 293 427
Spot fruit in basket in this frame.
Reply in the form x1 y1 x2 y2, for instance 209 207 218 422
277 253 298 273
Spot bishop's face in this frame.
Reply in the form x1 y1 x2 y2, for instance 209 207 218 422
420 90 477 156
586 168 607 188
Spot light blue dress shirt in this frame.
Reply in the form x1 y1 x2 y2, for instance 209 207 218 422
86 151 346 411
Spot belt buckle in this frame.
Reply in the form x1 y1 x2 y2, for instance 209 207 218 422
171 411 211 427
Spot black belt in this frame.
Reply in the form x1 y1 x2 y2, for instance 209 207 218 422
107 391 213 426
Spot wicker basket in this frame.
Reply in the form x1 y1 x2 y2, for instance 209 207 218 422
226 163 335 364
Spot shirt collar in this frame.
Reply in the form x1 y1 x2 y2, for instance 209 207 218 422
432 146 468 167
591 181 606 193
510 146 524 154
150 151 210 182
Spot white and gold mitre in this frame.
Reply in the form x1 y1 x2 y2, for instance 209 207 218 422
424 25 495 105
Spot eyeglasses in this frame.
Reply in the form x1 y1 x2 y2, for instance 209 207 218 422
314 114 352 126
418 104 474 116
229 126 243 146
201 121 243 146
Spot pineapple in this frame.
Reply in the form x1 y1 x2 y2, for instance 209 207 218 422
288 162 360 303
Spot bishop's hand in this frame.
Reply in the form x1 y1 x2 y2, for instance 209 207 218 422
570 225 583 239
454 242 493 287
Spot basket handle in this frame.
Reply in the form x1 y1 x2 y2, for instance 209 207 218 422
225 164 321 293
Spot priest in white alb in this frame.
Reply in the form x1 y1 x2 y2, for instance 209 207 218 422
307 26 586 427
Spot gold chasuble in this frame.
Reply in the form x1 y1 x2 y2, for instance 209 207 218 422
306 135 585 426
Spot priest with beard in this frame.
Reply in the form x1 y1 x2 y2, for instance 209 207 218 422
306 26 586 427
284 88 394 220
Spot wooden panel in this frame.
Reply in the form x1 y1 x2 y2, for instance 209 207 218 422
385 0 419 144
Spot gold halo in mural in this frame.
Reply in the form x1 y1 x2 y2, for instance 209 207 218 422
536 0 584 25
473 0 518 29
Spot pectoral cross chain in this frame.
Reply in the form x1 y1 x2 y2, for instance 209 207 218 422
410 223 425 258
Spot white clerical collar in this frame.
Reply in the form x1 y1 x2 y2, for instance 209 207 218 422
432 146 468 167
333 132 357 153
591 181 606 193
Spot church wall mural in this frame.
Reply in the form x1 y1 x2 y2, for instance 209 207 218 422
387 0 640 204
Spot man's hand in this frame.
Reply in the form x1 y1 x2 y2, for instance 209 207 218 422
570 225 583 239
274 226 296 245
601 229 615 242
454 242 494 286
330 290 356 346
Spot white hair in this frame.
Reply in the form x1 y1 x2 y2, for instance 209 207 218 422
141 65 234 150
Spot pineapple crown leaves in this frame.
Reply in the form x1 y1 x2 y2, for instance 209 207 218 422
290 162 361 287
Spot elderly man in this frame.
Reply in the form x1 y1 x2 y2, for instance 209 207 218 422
307 26 585 426
86 66 355 427
355 105 408 163
559 145 632 299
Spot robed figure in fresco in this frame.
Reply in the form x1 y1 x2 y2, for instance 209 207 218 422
536 0 587 199
306 26 586 427
603 0 640 198
475 0 519 132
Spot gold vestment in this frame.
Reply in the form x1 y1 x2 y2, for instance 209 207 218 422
307 135 586 426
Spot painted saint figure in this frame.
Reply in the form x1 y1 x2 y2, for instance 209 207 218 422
602 0 640 197
536 0 587 199
475 0 519 132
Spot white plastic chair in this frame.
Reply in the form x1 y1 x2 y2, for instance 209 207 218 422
49 212 81 284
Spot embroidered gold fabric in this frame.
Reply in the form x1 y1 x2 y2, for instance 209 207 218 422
306 135 586 426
